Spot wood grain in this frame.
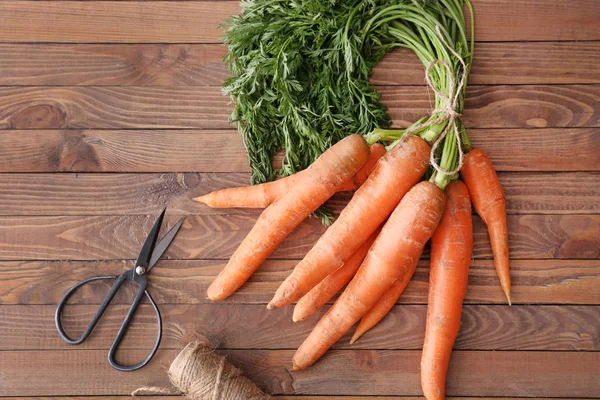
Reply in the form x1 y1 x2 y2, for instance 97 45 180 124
2 304 597 351
0 349 597 396
380 85 600 129
0 214 598 261
0 259 598 306
0 1 230 44
373 42 600 86
0 172 598 216
0 1 598 43
0 128 598 173
0 130 250 173
0 85 597 130
0 44 230 86
0 87 231 130
1 42 599 86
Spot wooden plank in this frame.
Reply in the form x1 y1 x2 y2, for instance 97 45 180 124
0 85 597 130
0 44 230 86
1 304 596 351
0 128 597 173
0 1 229 44
1 42 599 86
1 259 598 305
466 128 600 172
0 87 231 130
0 172 598 216
0 349 597 396
0 1 598 43
380 85 600 129
0 214 598 261
373 42 600 86
0 130 251 173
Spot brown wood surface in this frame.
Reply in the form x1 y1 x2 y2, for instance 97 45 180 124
0 214 599 260
0 0 598 398
0 85 598 130
1 42 599 87
1 128 598 173
0 172 598 215
0 1 599 43
0 349 598 397
5 398 598 400
1 259 598 306
2 304 597 351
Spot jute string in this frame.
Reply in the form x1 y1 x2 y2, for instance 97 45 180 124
404 25 468 176
132 342 273 400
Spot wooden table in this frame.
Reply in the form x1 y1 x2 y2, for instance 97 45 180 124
0 1 598 398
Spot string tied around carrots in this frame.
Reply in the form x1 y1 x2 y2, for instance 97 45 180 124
403 25 469 177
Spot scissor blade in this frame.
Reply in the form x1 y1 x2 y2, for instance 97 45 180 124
147 217 184 271
135 208 166 268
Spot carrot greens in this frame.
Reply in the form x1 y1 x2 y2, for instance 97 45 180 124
224 0 473 187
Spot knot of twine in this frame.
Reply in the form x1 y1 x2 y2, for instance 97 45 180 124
404 25 468 176
132 342 273 400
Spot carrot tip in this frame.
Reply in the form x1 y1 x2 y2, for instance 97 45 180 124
193 195 207 204
349 331 362 345
266 302 274 310
502 287 512 306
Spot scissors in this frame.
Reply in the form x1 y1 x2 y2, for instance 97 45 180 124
55 208 184 372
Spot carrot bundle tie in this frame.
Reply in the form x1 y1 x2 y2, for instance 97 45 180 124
377 25 468 177
425 26 468 177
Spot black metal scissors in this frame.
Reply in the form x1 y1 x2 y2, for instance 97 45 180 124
55 208 184 372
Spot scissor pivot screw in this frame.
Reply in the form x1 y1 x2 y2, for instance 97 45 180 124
136 266 146 275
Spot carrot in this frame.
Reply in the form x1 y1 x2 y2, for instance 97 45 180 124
460 148 511 305
293 227 381 322
336 143 386 192
421 180 473 400
292 181 446 370
268 136 431 310
195 143 386 208
207 134 370 301
349 251 422 344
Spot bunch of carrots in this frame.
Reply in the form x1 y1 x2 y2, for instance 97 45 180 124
196 1 511 398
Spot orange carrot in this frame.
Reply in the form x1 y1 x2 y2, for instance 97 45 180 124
349 251 422 344
336 143 386 192
421 180 473 400
207 134 370 301
292 181 446 370
460 148 511 305
268 136 431 310
195 143 386 208
293 227 381 322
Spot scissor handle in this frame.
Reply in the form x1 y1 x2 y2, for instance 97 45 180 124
55 274 124 345
55 272 162 372
108 288 162 372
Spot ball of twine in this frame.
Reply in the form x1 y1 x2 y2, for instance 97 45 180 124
132 341 273 400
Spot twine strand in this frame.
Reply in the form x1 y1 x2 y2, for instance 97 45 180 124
132 342 273 400
404 25 468 176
